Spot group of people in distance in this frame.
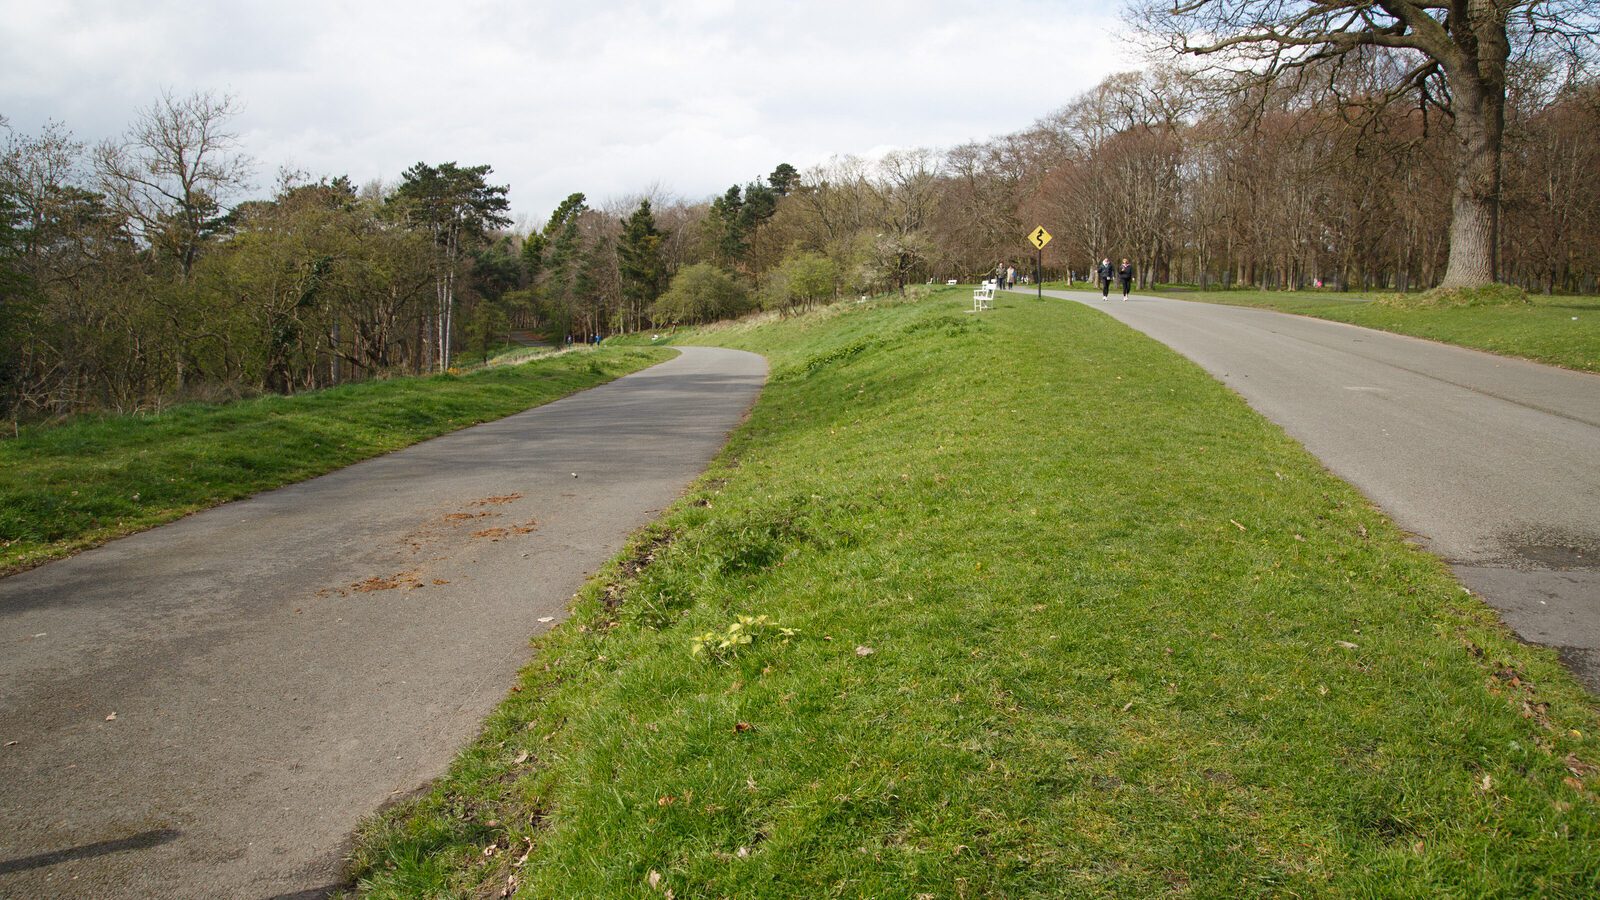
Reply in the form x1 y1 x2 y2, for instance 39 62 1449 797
991 257 1135 299
1097 257 1135 300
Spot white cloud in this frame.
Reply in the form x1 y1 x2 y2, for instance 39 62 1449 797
0 0 1142 221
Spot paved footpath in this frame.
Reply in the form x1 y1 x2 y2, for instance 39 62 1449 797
0 346 766 899
1032 289 1600 690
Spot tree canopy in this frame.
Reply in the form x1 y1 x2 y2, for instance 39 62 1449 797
652 263 751 326
1131 0 1600 287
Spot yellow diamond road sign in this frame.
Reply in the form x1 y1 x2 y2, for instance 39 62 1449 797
1029 226 1052 250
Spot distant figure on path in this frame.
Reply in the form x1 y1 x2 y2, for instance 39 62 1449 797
1118 259 1134 300
1097 257 1114 299
1006 265 1016 289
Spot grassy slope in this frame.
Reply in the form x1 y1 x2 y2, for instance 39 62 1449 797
1092 284 1600 374
347 289 1600 898
0 347 671 572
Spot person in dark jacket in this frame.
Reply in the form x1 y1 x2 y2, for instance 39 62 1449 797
1097 257 1114 299
1118 259 1134 300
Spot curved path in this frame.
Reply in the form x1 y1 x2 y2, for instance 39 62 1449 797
0 346 766 898
1033 288 1600 689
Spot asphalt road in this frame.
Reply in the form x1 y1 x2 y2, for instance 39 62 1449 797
1034 288 1600 689
0 346 766 899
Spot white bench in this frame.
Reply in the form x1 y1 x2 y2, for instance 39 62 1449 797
973 280 995 311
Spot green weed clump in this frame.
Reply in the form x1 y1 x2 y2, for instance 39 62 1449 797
691 615 799 663
345 289 1600 898
0 348 670 572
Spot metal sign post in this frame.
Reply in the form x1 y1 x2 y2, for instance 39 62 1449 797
1028 226 1052 299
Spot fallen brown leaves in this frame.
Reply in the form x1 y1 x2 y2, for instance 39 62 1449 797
598 528 677 611
1463 637 1600 798
352 571 423 592
471 520 538 541
471 493 524 507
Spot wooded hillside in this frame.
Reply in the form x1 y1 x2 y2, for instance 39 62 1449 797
4 54 1596 423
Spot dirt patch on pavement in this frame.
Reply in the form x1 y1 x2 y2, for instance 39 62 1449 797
470 494 524 507
351 572 424 593
472 521 538 541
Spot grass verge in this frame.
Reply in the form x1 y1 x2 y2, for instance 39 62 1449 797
1083 283 1599 374
0 347 672 573
346 288 1600 897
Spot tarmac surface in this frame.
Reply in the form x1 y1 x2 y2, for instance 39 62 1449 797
1039 288 1600 690
0 346 766 898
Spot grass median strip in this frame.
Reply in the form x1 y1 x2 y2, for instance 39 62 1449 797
346 288 1600 897
0 347 671 573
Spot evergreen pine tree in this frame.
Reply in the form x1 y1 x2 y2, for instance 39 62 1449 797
617 200 666 331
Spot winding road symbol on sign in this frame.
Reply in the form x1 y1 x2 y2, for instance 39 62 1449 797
1029 226 1052 250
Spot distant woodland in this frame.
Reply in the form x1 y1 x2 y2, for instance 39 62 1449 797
2 2 1597 422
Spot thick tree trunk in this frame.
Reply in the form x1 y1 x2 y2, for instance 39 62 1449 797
1439 107 1502 288
1437 11 1509 290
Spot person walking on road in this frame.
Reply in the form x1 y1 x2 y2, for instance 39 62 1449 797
1097 257 1114 299
1118 258 1134 300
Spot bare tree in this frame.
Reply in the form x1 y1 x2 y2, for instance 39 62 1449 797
1131 0 1599 288
93 89 254 279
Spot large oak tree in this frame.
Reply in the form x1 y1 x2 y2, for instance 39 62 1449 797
1132 0 1597 288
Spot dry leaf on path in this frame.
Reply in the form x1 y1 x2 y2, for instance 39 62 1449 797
471 493 523 507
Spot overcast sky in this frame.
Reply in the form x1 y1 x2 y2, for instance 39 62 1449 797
1 0 1141 226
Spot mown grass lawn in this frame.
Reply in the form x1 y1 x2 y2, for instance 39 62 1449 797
0 347 670 572
346 288 1600 898
1118 285 1600 374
